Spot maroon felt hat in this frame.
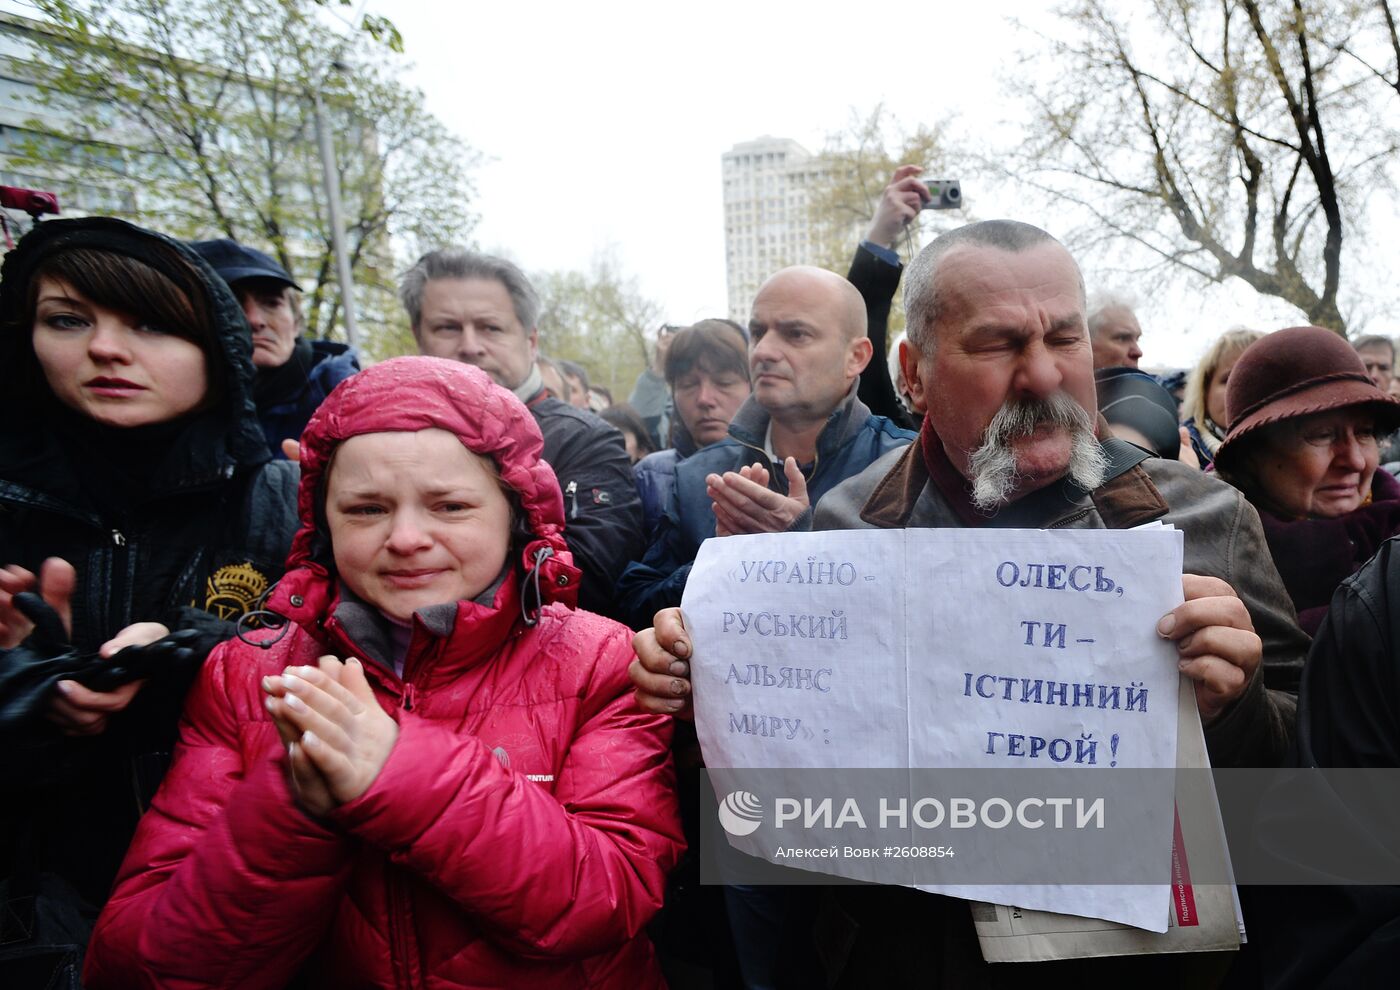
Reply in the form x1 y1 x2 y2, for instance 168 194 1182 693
1213 326 1400 473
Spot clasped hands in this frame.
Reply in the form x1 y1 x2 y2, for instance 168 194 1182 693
262 655 399 818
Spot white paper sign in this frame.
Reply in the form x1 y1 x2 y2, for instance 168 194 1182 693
684 526 1185 932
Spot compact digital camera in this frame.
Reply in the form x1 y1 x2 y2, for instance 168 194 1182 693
921 179 962 211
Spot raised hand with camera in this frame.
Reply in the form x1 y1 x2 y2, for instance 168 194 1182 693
864 164 932 249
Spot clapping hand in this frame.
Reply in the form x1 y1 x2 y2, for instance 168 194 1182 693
263 656 398 817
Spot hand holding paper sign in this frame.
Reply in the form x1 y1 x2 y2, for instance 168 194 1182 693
706 459 809 537
1157 574 1262 724
630 577 1260 726
630 607 694 718
684 527 1195 932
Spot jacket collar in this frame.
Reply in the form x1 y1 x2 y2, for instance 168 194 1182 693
860 416 1165 530
726 382 872 463
272 563 526 689
0 414 239 518
670 419 699 459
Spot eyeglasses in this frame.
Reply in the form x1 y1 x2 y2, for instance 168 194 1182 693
1292 423 1381 449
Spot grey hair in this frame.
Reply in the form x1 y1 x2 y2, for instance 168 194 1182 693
1086 290 1138 339
1353 334 1396 362
398 249 540 331
903 220 1084 352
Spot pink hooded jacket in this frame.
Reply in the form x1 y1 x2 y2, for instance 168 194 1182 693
84 357 683 989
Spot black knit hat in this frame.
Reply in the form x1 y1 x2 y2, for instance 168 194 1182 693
1095 367 1180 459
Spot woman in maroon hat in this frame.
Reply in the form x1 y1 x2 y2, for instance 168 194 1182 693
1214 326 1400 635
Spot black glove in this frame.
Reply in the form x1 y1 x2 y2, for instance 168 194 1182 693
0 593 82 730
0 594 213 730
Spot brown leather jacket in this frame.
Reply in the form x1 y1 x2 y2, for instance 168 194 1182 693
814 439 1304 769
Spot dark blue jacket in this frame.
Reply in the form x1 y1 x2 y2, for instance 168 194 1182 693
615 386 914 630
633 422 699 540
256 339 360 457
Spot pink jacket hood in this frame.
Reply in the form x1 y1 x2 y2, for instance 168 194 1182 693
273 356 578 620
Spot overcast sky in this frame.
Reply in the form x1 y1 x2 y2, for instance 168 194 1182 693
382 0 1367 371
6 0 1372 369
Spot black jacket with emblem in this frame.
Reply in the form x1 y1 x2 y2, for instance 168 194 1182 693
0 218 299 912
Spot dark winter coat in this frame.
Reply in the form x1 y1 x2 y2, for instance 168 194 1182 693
633 420 699 539
254 337 360 457
0 218 299 911
1254 468 1400 636
1241 537 1400 988
523 388 645 617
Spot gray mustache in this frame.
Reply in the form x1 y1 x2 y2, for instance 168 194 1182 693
981 393 1095 444
967 394 1105 512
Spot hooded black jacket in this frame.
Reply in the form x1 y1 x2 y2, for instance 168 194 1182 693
0 218 299 912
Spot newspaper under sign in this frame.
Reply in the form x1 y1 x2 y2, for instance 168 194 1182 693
683 525 1192 933
971 678 1243 960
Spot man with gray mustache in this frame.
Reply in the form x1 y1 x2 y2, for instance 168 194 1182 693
632 220 1307 983
966 392 1108 511
637 221 1304 767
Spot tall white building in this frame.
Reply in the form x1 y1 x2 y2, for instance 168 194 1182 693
721 136 831 322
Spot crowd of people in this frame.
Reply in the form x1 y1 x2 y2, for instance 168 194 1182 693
0 164 1398 989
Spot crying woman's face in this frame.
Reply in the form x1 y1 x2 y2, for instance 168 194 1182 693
324 428 512 622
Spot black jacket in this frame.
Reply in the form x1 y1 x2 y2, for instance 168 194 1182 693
1242 538 1400 989
254 337 360 458
848 242 919 432
525 390 644 617
0 218 300 911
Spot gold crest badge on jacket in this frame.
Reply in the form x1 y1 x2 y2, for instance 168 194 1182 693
204 561 270 621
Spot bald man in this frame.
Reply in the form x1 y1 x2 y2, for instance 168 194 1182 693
616 266 916 628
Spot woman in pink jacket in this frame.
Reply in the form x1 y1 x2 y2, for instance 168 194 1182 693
83 357 683 989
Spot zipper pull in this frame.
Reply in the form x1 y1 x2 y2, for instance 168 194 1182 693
111 529 127 547
564 481 579 519
402 683 416 712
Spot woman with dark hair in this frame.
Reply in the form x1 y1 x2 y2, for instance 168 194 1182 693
0 217 299 976
1214 326 1400 639
632 319 751 536
83 358 682 989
